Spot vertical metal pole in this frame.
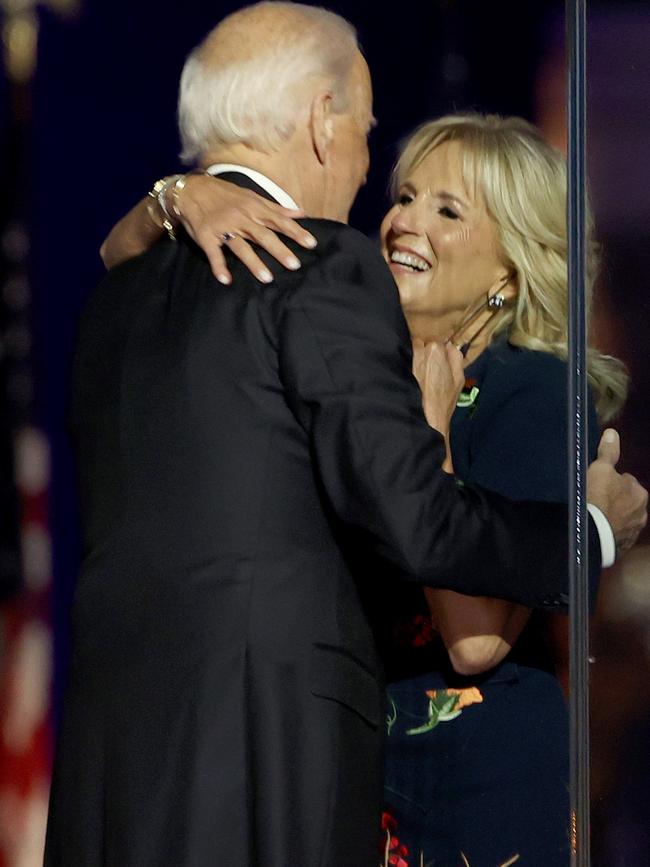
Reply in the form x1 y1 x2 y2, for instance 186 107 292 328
566 0 590 865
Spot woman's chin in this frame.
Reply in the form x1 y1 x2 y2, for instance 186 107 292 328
392 270 433 305
395 284 425 313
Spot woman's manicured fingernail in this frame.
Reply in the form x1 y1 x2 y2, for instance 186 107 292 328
304 236 317 248
286 256 301 270
217 274 231 285
259 269 273 283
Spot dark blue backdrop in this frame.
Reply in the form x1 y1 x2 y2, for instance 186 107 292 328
28 0 553 720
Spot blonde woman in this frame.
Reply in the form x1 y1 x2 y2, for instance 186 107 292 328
102 114 627 865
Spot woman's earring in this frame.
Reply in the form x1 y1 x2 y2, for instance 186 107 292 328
487 272 514 309
487 293 505 310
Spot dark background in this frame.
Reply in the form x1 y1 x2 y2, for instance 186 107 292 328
1 1 648 864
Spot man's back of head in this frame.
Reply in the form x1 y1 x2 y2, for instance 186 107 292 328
177 2 375 221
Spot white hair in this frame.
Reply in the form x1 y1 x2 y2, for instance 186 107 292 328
178 2 359 163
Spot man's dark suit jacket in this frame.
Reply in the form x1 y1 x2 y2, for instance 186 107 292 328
44 172 600 867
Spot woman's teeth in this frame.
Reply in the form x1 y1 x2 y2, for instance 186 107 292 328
390 250 431 272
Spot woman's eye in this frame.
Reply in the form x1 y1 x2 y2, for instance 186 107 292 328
398 193 413 206
438 206 460 220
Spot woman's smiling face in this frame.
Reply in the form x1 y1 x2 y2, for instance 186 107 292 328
380 140 508 330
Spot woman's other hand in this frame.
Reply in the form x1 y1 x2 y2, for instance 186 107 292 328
174 174 316 285
412 339 464 437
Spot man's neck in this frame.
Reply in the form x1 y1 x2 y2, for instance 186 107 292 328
200 145 330 218
205 164 300 210
201 147 308 211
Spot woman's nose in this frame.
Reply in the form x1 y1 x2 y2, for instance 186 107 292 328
391 201 423 236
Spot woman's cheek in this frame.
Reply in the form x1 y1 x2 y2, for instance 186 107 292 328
451 225 473 246
431 226 472 256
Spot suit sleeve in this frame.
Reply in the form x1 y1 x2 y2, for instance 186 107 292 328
277 223 600 609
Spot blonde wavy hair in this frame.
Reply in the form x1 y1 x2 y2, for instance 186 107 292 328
392 113 628 421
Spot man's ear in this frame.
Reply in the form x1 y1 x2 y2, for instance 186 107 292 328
309 91 334 166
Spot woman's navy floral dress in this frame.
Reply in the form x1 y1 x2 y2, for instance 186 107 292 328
379 339 599 867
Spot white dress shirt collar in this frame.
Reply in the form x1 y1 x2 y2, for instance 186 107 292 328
205 163 300 210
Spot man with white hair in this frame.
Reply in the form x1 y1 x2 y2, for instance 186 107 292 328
44 3 646 866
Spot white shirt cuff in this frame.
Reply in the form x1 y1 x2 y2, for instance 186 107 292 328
587 503 616 569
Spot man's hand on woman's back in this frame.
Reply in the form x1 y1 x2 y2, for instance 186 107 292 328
588 429 648 555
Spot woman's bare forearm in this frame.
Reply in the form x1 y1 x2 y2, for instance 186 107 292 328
425 588 530 676
100 196 166 269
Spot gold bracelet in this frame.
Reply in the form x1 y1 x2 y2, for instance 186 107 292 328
146 201 177 241
147 175 182 241
157 175 182 223
170 175 187 219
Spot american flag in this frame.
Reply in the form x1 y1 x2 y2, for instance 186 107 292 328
0 426 52 867
0 2 68 859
